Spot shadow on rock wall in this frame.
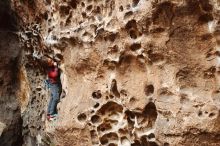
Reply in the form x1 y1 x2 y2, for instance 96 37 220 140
0 0 23 146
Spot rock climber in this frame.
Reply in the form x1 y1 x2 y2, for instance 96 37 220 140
44 57 62 121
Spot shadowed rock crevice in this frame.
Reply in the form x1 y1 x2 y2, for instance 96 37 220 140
0 0 18 31
0 1 22 145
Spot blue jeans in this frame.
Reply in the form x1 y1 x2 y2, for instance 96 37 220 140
47 82 61 115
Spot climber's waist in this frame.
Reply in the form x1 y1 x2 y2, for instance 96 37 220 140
49 78 60 84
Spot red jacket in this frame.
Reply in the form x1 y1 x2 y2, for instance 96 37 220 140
48 66 60 84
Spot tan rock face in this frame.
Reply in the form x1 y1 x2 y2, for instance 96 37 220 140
7 0 220 145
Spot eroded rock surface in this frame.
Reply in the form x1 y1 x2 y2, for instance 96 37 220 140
1 0 220 146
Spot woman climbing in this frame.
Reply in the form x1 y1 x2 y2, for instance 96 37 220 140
45 57 62 121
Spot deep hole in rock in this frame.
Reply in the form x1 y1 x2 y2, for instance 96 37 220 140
125 110 135 119
55 53 64 61
144 84 154 96
132 0 140 7
93 6 101 14
119 5 124 11
149 141 159 146
100 132 118 145
106 96 109 100
129 97 136 103
110 79 120 97
130 43 141 51
97 122 112 132
129 30 138 39
209 113 215 118
77 113 87 121
59 5 71 16
140 135 148 145
97 101 123 115
91 115 101 123
36 87 41 91
124 11 133 19
125 20 141 39
131 140 141 146
120 89 127 96
81 2 85 7
119 129 128 135
164 142 170 146
92 90 102 99
104 33 118 42
125 19 137 30
148 133 155 139
94 103 100 108
100 136 108 145
86 5 93 11
69 0 78 9
109 94 114 99
41 12 48 21
143 102 157 121
147 51 164 63
118 53 134 66
127 117 135 128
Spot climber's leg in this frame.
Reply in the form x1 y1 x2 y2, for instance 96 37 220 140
47 94 53 115
49 84 61 115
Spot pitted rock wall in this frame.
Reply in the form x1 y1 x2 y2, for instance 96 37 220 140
6 0 220 146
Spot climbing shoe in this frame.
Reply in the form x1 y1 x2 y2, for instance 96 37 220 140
48 114 58 121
